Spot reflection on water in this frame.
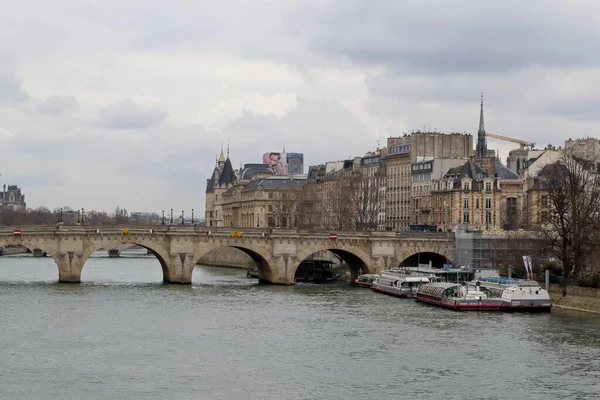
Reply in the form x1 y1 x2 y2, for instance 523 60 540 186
0 254 599 400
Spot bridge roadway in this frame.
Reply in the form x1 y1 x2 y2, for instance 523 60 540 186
0 225 455 285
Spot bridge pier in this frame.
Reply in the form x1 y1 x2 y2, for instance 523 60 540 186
108 249 120 258
57 252 84 283
162 253 196 284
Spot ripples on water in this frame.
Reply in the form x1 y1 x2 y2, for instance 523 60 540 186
0 252 599 400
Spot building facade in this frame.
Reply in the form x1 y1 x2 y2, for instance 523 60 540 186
0 184 26 210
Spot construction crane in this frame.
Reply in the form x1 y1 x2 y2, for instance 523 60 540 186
485 133 535 150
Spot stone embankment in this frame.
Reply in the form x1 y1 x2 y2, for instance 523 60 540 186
548 284 600 314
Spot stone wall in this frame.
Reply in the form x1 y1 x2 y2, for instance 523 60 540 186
197 247 251 268
548 284 600 298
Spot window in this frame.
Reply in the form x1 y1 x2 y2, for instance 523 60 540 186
463 211 470 223
268 205 273 211
463 183 470 191
541 195 548 207
476 198 480 209
485 182 491 192
485 197 492 209
463 198 469 209
485 211 492 224
268 193 273 199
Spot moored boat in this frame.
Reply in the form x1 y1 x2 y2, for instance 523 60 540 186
414 282 505 311
372 275 430 298
479 277 552 312
352 274 378 288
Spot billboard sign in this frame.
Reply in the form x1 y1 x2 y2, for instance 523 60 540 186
262 152 304 176
262 152 288 176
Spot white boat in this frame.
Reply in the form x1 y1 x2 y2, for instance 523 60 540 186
352 274 378 288
414 282 505 311
371 275 430 298
478 277 552 312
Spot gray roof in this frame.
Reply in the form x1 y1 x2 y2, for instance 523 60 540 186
243 177 306 191
206 167 218 193
239 163 272 180
218 158 235 185
494 161 520 180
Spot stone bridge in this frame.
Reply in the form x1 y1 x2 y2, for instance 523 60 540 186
0 225 456 285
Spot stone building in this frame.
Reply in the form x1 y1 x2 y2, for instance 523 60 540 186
429 157 522 232
0 184 26 210
221 169 306 228
411 157 469 227
385 131 473 232
385 138 412 231
565 137 600 160
205 148 236 227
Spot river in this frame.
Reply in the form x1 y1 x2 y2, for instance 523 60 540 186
0 250 599 400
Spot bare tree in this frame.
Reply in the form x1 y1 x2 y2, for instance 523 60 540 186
350 170 385 231
538 148 600 284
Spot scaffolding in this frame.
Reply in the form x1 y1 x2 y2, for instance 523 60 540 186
455 226 543 270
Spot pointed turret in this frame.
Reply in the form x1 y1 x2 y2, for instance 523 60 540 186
476 93 488 159
218 158 235 186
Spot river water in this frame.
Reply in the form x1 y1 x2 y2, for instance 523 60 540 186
0 250 599 400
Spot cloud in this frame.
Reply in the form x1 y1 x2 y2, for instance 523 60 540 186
0 127 13 138
98 98 169 129
0 61 30 106
1 0 600 215
25 95 79 116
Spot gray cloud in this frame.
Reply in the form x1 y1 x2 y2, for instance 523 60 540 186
98 98 169 130
26 95 79 116
0 61 30 106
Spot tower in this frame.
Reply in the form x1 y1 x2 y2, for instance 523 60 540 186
475 93 487 159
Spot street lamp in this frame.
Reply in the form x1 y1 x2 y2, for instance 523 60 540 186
81 208 85 224
181 210 184 225
162 210 165 225
170 208 173 224
191 209 194 224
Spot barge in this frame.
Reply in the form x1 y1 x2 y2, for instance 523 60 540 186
414 282 505 311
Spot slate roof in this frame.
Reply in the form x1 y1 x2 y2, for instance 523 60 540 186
242 177 307 191
206 167 218 193
218 158 235 185
494 161 520 180
239 163 272 180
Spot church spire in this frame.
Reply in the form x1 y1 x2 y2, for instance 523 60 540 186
227 138 230 159
218 142 225 167
476 92 488 159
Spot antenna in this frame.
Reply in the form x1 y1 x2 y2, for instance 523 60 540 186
283 140 286 153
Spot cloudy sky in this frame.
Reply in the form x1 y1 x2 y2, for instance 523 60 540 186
1 1 599 214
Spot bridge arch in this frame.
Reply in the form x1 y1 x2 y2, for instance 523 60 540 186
294 245 373 282
0 238 62 276
191 242 274 283
80 239 172 282
397 251 449 268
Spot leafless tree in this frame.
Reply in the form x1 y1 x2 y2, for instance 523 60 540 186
350 170 385 231
538 148 600 284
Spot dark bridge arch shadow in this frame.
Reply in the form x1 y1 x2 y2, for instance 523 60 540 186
294 249 370 283
398 252 449 269
231 246 273 283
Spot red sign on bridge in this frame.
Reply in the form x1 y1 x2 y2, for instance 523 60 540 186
329 233 338 240
13 229 22 236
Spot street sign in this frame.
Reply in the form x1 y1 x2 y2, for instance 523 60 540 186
93 228 100 234
13 229 21 236
122 227 129 234
329 233 338 240
149 228 155 234
262 232 269 239
206 230 212 236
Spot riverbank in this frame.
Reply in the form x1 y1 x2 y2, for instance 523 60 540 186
547 284 600 314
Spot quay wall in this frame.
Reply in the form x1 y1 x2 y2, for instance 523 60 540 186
548 284 600 314
197 247 250 268
0 246 30 256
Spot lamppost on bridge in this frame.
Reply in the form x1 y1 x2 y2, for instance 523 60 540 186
181 210 184 225
170 209 173 224
81 208 85 224
162 210 165 225
191 209 194 225
77 210 81 224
